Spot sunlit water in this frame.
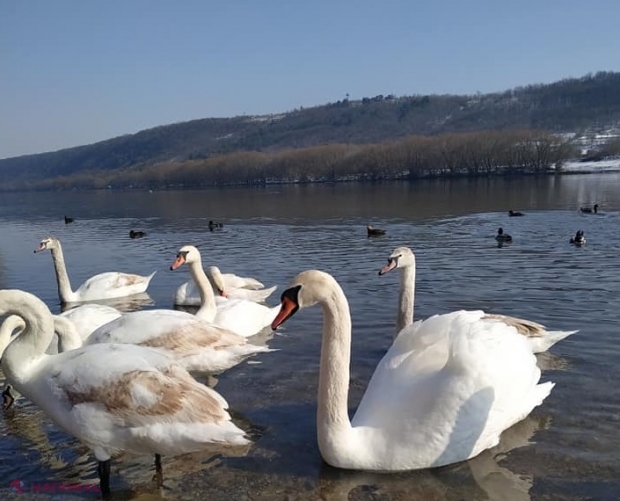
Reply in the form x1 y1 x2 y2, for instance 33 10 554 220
1 174 619 500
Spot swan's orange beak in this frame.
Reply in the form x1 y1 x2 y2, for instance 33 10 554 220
271 296 298 330
219 289 228 298
170 254 186 271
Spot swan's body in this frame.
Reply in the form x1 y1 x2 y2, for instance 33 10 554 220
58 303 122 341
174 270 276 306
0 289 248 496
271 270 553 471
171 246 280 337
35 236 156 303
85 309 273 374
379 247 577 352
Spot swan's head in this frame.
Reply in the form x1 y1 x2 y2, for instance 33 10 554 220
205 266 227 296
170 245 201 271
379 246 415 275
271 270 335 330
34 236 59 253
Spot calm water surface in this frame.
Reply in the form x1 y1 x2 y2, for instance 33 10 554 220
1 175 619 500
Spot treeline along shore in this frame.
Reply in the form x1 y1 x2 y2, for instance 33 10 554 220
0 129 597 191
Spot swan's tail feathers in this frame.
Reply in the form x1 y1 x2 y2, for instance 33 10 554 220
251 285 278 302
530 330 578 353
146 271 157 282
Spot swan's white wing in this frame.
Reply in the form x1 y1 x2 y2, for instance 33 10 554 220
222 274 264 290
74 271 155 300
31 344 248 459
59 304 122 341
214 299 280 338
351 310 551 470
85 309 269 373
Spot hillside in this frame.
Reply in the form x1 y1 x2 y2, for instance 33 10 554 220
1 71 620 187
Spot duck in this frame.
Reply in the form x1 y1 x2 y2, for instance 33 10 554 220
508 210 524 217
495 227 512 243
580 204 599 214
569 230 586 246
171 246 280 337
2 384 14 410
64 215 74 224
271 270 553 471
378 246 577 352
0 289 249 497
174 267 276 306
208 220 224 232
129 230 147 239
367 225 386 237
34 236 156 303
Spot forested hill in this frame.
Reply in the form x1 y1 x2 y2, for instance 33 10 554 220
2 71 620 185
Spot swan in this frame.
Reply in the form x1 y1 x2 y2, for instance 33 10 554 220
174 267 277 306
271 270 553 471
171 246 280 337
0 289 249 497
84 308 273 375
34 236 156 303
379 246 577 352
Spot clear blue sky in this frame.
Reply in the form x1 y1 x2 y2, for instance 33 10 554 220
2 0 620 159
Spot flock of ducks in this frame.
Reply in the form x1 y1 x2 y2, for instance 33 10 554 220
0 232 578 498
496 207 600 246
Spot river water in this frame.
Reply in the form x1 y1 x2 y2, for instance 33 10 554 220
0 174 619 500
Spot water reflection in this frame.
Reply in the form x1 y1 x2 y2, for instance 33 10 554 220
60 292 154 313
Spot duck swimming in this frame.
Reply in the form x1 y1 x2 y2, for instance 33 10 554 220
580 204 598 214
129 230 147 239
367 225 386 237
570 230 586 246
508 210 524 217
496 227 513 243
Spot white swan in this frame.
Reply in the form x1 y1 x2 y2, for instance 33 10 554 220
34 236 156 303
379 246 577 352
171 246 280 338
84 308 273 374
0 289 249 497
174 266 276 306
271 270 553 471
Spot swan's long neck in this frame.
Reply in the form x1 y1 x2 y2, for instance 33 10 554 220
0 315 26 358
396 263 416 336
188 258 218 322
53 315 83 352
49 242 76 302
317 283 354 462
0 291 55 387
